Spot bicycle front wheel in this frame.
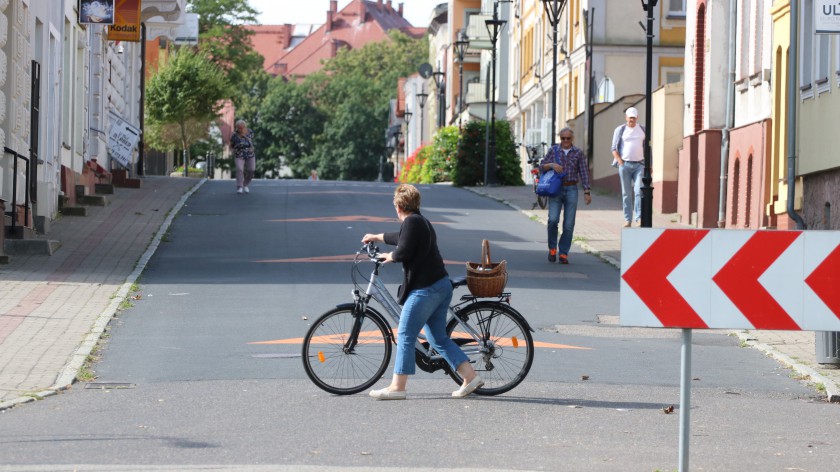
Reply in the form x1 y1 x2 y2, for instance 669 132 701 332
302 307 392 395
446 302 534 396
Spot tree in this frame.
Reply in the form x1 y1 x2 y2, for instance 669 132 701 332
308 75 390 180
301 31 428 180
187 0 264 107
254 78 326 178
145 47 229 170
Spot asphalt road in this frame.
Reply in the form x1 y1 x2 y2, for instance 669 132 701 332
0 180 838 471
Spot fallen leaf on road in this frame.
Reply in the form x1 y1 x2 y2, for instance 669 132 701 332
581 375 589 381
663 405 675 414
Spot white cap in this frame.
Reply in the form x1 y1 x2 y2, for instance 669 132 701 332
625 107 638 118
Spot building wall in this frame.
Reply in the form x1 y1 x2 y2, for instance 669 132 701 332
652 82 684 214
803 170 840 230
769 0 797 228
29 0 66 222
727 119 771 228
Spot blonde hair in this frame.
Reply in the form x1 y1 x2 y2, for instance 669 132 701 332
393 184 421 213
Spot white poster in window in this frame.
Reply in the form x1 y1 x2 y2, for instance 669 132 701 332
816 0 840 34
108 112 141 168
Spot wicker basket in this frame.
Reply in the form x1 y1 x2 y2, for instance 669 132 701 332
465 239 508 297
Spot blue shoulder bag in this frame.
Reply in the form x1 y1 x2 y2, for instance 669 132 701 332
535 146 568 197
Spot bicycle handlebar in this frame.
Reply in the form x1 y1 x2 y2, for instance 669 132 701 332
359 243 383 261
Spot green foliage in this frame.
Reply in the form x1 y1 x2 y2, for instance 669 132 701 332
252 78 325 178
187 0 264 108
420 126 459 183
494 120 525 186
145 47 229 163
287 30 428 180
453 120 524 187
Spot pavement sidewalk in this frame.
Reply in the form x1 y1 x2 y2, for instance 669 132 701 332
466 185 840 403
0 176 202 410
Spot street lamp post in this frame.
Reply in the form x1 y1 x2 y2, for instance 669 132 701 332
394 130 403 180
417 91 429 146
404 110 413 157
485 7 507 186
542 0 568 147
453 32 470 131
383 135 395 183
640 0 656 229
432 70 446 128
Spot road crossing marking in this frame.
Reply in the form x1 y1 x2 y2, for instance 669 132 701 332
248 332 591 350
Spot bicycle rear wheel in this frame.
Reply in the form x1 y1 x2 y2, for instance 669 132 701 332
537 195 548 209
302 307 392 395
445 302 534 396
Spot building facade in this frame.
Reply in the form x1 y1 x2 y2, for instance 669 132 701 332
796 0 840 230
1 0 185 257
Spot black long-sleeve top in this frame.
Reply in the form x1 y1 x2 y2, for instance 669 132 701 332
383 212 448 305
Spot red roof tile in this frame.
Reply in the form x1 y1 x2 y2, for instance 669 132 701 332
264 0 423 80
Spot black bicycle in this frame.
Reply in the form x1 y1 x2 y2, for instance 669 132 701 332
301 243 535 396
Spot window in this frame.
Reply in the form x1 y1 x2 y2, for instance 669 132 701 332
752 0 764 76
816 34 830 93
666 71 683 84
801 0 814 95
739 0 751 80
669 0 687 16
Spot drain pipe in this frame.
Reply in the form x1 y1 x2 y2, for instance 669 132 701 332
718 0 737 228
787 0 806 229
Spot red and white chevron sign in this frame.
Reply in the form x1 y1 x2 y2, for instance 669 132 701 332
620 229 840 330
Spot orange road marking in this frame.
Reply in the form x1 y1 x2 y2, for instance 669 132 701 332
249 332 591 350
254 255 465 264
266 215 452 224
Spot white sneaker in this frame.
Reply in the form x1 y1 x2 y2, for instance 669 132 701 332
244 186 250 194
452 375 484 398
237 187 243 194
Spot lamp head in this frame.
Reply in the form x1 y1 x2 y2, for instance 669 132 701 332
541 0 568 26
417 92 429 108
454 34 470 62
432 71 445 89
484 19 507 44
640 0 659 11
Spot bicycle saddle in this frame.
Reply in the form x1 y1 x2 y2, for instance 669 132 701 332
451 276 468 288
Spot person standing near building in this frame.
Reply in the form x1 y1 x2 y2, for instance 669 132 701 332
540 127 592 265
611 107 645 227
231 120 256 194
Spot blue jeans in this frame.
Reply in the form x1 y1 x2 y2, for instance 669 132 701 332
547 185 579 256
619 161 644 222
394 276 468 375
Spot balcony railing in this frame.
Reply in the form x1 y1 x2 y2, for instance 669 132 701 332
465 14 492 50
466 82 488 105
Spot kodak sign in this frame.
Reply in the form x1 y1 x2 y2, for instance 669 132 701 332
107 0 141 42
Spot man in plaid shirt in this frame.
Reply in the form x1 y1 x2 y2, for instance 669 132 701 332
539 127 592 264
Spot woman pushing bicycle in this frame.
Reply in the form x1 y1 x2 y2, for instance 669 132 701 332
361 184 484 400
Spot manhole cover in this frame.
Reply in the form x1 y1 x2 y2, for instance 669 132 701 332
85 382 136 389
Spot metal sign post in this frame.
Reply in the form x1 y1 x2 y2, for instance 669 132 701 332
678 329 692 472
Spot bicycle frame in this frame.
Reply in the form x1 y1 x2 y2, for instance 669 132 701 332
353 259 486 365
